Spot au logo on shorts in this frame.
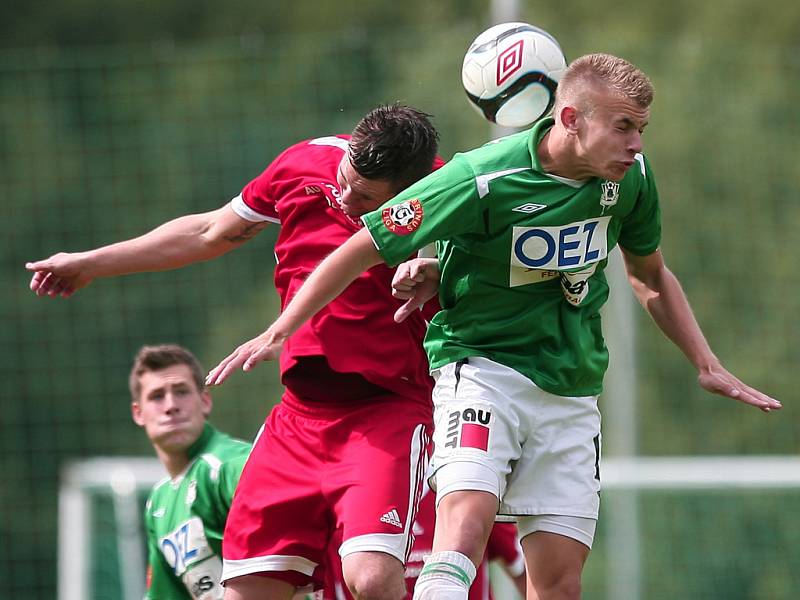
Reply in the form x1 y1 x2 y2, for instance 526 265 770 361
382 199 423 235
445 408 491 451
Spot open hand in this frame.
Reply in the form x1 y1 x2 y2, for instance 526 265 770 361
205 328 287 386
698 365 782 413
26 253 93 298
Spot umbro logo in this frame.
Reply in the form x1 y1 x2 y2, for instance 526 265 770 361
512 203 547 214
380 509 403 529
153 508 166 518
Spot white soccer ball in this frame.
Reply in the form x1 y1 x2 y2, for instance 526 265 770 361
462 22 567 128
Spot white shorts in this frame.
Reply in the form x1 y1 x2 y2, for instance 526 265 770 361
429 356 601 522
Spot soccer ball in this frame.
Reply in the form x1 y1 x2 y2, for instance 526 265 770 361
462 22 567 128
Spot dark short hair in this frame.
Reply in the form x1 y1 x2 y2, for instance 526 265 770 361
348 104 439 192
129 344 205 401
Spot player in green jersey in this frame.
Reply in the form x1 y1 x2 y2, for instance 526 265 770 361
131 344 251 600
204 54 781 600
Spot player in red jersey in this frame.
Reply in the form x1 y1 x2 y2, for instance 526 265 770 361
319 486 526 600
26 104 442 600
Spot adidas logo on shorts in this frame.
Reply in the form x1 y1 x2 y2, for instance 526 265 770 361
380 509 403 529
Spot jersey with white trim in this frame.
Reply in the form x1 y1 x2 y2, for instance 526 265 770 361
231 136 443 406
362 118 661 396
144 424 251 600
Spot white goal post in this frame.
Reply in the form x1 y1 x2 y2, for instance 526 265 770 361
58 455 800 600
58 457 165 600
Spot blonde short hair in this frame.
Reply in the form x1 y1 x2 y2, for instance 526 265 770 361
555 53 654 114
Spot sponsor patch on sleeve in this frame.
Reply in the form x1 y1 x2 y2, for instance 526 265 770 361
382 199 423 235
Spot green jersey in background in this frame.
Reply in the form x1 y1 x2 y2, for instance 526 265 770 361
144 424 251 599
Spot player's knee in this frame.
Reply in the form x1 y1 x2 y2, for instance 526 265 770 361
437 491 497 560
532 572 582 600
442 507 492 545
346 570 405 600
343 553 405 600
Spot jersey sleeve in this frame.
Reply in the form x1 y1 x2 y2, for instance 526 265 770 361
361 155 483 267
229 153 288 223
618 154 661 256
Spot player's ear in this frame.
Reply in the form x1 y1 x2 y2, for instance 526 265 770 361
559 106 579 133
200 390 213 418
131 401 145 426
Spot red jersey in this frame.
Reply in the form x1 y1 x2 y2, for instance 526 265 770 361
231 135 441 407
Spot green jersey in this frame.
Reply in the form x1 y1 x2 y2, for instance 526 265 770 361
362 118 661 396
144 424 251 600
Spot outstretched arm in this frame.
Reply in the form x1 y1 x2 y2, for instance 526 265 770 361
206 228 382 385
26 205 266 297
621 248 781 413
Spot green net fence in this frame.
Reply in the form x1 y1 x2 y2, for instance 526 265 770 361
2 26 799 600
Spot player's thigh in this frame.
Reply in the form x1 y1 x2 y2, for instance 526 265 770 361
429 357 526 500
334 399 431 563
223 406 330 587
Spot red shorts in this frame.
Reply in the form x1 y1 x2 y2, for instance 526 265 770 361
221 390 432 590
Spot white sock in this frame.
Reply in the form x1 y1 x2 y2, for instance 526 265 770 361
412 550 476 600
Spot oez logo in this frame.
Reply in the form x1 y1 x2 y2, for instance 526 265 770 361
159 517 212 576
511 217 610 271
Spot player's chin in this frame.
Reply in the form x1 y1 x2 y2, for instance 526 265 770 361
159 434 196 453
339 201 361 216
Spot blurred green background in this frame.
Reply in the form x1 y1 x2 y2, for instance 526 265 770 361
2 1 799 598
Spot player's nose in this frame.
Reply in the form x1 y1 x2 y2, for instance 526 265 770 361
628 131 643 154
163 392 181 412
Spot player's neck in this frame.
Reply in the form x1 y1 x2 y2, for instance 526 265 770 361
538 128 591 182
155 446 191 478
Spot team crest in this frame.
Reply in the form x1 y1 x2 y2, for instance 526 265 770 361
599 181 619 212
382 199 423 235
